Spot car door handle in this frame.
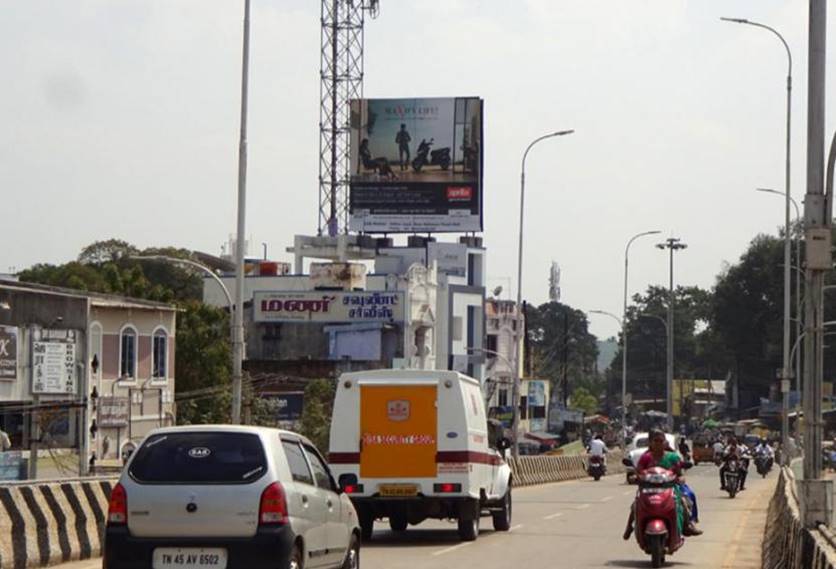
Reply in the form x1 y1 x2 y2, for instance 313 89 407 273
327 499 333 508
301 495 309 506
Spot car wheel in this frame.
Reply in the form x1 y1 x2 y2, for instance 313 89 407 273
492 489 512 531
457 509 479 541
289 543 303 569
341 534 360 569
359 509 374 542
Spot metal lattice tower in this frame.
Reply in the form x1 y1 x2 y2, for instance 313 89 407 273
319 0 379 236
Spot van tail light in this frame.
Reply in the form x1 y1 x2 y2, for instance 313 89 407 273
343 484 364 494
259 482 289 525
433 483 462 493
108 483 128 525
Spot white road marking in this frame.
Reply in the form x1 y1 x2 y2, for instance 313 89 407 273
600 496 613 502
576 503 591 510
543 512 564 520
510 524 523 531
623 490 635 496
432 542 473 557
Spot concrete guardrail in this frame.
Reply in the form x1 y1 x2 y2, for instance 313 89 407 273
0 477 118 569
509 450 626 486
762 467 836 569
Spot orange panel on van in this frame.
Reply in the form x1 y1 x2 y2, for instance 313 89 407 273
359 385 438 478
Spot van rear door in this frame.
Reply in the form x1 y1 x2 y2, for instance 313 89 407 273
359 384 437 479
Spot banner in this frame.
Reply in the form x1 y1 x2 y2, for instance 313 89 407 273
98 396 129 428
349 97 483 233
32 341 76 394
0 326 17 381
254 291 405 323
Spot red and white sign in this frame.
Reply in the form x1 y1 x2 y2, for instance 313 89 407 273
387 400 410 422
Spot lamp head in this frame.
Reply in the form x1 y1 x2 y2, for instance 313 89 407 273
720 17 749 24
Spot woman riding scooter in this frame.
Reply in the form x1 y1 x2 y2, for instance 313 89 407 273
623 430 702 540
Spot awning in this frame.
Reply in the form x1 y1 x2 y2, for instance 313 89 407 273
524 432 561 444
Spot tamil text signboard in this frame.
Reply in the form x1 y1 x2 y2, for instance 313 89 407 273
254 291 404 323
32 341 76 394
98 396 129 428
349 97 483 233
0 326 17 381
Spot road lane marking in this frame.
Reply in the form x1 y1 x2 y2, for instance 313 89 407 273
543 512 564 520
623 490 634 496
576 503 591 510
600 496 613 502
432 542 473 557
510 524 523 531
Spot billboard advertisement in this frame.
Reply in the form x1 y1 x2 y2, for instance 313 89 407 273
349 97 483 233
0 326 17 381
254 291 405 323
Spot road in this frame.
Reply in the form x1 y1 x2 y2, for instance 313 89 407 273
56 463 774 569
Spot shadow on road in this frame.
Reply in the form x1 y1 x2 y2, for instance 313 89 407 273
605 560 693 568
363 528 501 548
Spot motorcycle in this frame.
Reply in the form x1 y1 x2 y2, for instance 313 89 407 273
412 138 451 172
755 455 773 478
632 467 684 568
588 455 606 481
722 458 741 498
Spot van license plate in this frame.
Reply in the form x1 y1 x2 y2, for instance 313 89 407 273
153 548 227 569
379 484 419 497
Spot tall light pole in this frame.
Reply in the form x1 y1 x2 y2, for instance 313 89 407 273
722 15 792 467
622 231 661 446
588 310 624 440
232 0 252 424
757 187 802 398
656 238 687 432
513 129 574 458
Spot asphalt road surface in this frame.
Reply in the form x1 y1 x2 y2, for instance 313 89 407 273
56 462 775 569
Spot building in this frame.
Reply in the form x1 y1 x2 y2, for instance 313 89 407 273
202 236 487 396
484 298 523 410
0 280 177 478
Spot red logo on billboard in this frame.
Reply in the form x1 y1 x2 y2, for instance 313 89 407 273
447 187 472 201
387 400 410 422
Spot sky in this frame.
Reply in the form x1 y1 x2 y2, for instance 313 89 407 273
1 1 833 341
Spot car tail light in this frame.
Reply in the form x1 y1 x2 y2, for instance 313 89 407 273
108 483 128 525
433 483 462 493
259 482 289 525
343 484 364 494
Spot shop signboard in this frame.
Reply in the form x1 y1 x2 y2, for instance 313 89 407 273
349 97 483 233
0 326 17 380
98 396 130 428
254 291 404 323
32 340 76 394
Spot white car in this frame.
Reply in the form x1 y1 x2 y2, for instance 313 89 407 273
623 432 679 484
105 425 360 569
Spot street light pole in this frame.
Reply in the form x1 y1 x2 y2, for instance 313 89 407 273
722 15 793 468
232 0 252 424
656 238 687 432
622 230 661 447
513 129 574 458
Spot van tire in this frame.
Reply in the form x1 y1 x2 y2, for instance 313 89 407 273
457 511 479 541
359 509 374 542
341 534 360 569
389 514 408 532
289 543 304 569
492 489 512 531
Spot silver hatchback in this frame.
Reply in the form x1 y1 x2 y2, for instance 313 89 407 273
104 425 360 569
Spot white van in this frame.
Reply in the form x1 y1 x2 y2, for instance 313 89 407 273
328 370 512 542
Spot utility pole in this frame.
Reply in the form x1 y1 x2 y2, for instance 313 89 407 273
800 0 833 529
656 238 687 432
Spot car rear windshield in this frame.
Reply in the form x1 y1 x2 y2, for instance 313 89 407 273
129 432 268 484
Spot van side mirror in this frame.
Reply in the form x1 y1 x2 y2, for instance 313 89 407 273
497 437 511 451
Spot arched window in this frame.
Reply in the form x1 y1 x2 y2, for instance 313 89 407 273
119 326 137 379
152 328 168 381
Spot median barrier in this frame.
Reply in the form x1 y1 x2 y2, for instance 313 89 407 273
0 476 117 569
762 467 836 569
509 450 626 486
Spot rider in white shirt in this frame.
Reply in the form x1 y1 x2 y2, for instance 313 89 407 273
754 439 774 459
587 434 608 464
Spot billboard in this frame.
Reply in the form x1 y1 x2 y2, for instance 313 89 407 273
0 326 17 381
254 291 405 323
349 97 483 233
32 340 76 395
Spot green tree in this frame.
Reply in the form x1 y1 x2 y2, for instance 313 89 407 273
570 386 599 416
297 378 337 452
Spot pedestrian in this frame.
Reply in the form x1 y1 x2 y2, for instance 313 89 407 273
395 123 411 171
0 427 11 451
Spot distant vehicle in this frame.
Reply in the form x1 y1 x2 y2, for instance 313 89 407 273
691 436 714 465
624 432 678 484
329 369 513 542
105 425 360 569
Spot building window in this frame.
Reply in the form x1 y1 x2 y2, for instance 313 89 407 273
152 328 168 380
498 388 508 407
120 327 137 379
486 334 498 357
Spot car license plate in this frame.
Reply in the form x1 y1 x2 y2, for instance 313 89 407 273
153 548 228 569
379 484 419 497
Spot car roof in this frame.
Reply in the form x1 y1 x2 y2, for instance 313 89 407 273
141 424 315 447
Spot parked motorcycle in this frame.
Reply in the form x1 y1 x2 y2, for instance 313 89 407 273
755 455 773 478
412 138 451 172
632 467 684 568
588 455 606 481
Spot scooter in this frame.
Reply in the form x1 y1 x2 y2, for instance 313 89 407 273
633 467 684 568
755 455 773 478
412 138 451 172
588 455 606 481
722 458 741 498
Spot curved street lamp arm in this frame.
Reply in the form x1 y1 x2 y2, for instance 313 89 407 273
521 130 575 174
130 255 234 311
721 18 791 77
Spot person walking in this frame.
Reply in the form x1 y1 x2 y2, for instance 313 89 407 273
395 124 411 171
